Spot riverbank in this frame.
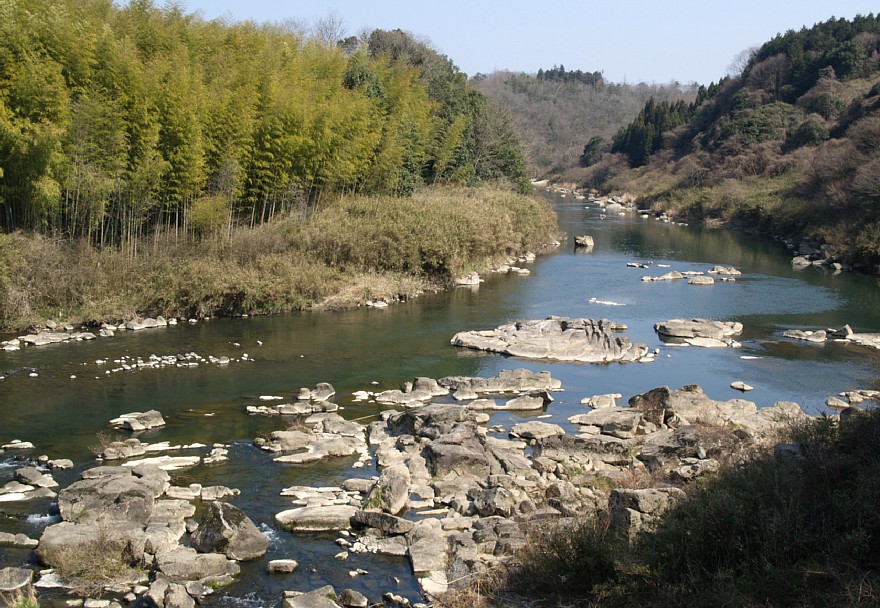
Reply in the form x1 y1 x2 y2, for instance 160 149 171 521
0 186 559 332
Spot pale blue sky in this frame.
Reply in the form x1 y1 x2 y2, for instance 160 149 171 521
181 1 878 84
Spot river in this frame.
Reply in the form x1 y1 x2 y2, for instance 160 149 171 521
2 192 880 606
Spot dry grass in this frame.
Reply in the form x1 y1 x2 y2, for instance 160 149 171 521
0 185 558 330
40 525 145 598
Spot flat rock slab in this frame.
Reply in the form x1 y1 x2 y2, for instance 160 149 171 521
275 506 357 532
451 317 649 363
0 566 32 593
654 318 742 347
509 421 565 440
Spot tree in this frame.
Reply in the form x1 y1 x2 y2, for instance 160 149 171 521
579 136 604 167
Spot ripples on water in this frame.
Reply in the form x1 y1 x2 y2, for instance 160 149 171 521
1 194 879 604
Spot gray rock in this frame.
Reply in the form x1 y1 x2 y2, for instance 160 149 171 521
155 547 240 582
609 487 686 539
731 381 754 392
351 510 414 535
654 318 742 346
451 317 649 363
0 567 32 594
144 579 195 608
311 383 336 401
407 519 447 575
58 473 156 524
0 532 38 548
338 588 368 608
783 329 827 343
191 501 267 561
568 408 643 439
508 421 565 441
424 437 491 479
439 369 562 394
108 410 166 432
14 466 58 488
37 521 148 568
266 559 298 575
687 276 715 285
283 585 340 608
275 506 357 532
708 265 741 275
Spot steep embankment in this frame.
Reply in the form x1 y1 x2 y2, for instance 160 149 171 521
575 15 880 272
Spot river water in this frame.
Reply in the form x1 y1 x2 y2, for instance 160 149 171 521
2 193 880 605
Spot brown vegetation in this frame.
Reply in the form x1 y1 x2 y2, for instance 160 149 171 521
0 185 558 330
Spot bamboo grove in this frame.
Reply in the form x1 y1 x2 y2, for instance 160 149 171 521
0 0 530 251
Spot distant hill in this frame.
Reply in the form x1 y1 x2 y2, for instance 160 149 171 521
474 67 696 176
577 14 880 271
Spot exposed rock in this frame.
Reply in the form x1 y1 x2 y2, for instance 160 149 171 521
687 276 715 285
283 585 340 608
451 317 649 363
59 472 156 524
568 407 644 439
0 532 39 548
508 421 565 441
783 329 827 343
155 546 240 583
708 265 741 275
190 501 268 560
455 272 482 286
654 318 742 347
0 567 33 595
731 381 754 392
268 559 299 574
439 369 562 394
14 466 58 488
424 431 492 479
144 579 195 608
575 235 594 248
275 506 358 532
408 519 448 575
580 393 621 408
610 487 686 539
109 410 166 432
642 271 683 282
350 510 414 535
338 588 368 608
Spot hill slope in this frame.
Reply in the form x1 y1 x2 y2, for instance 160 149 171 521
474 68 695 176
578 14 880 271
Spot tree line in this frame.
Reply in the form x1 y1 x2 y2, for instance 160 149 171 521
0 0 529 251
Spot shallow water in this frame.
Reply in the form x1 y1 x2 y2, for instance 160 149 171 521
2 193 880 605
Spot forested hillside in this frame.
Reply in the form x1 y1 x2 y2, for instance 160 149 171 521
576 14 880 270
0 0 528 249
474 67 695 176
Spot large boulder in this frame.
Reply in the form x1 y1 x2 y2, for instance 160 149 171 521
37 520 147 568
609 488 686 540
423 429 491 479
0 567 33 596
654 318 742 347
155 547 240 583
58 472 156 524
144 579 195 608
275 506 358 532
190 501 268 561
451 318 650 363
109 410 166 431
439 369 563 394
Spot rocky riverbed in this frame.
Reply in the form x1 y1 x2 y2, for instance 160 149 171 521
2 363 856 608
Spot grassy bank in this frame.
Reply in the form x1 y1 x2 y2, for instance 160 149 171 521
441 408 880 608
0 185 558 331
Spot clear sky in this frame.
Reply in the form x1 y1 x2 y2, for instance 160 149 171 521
180 1 878 85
